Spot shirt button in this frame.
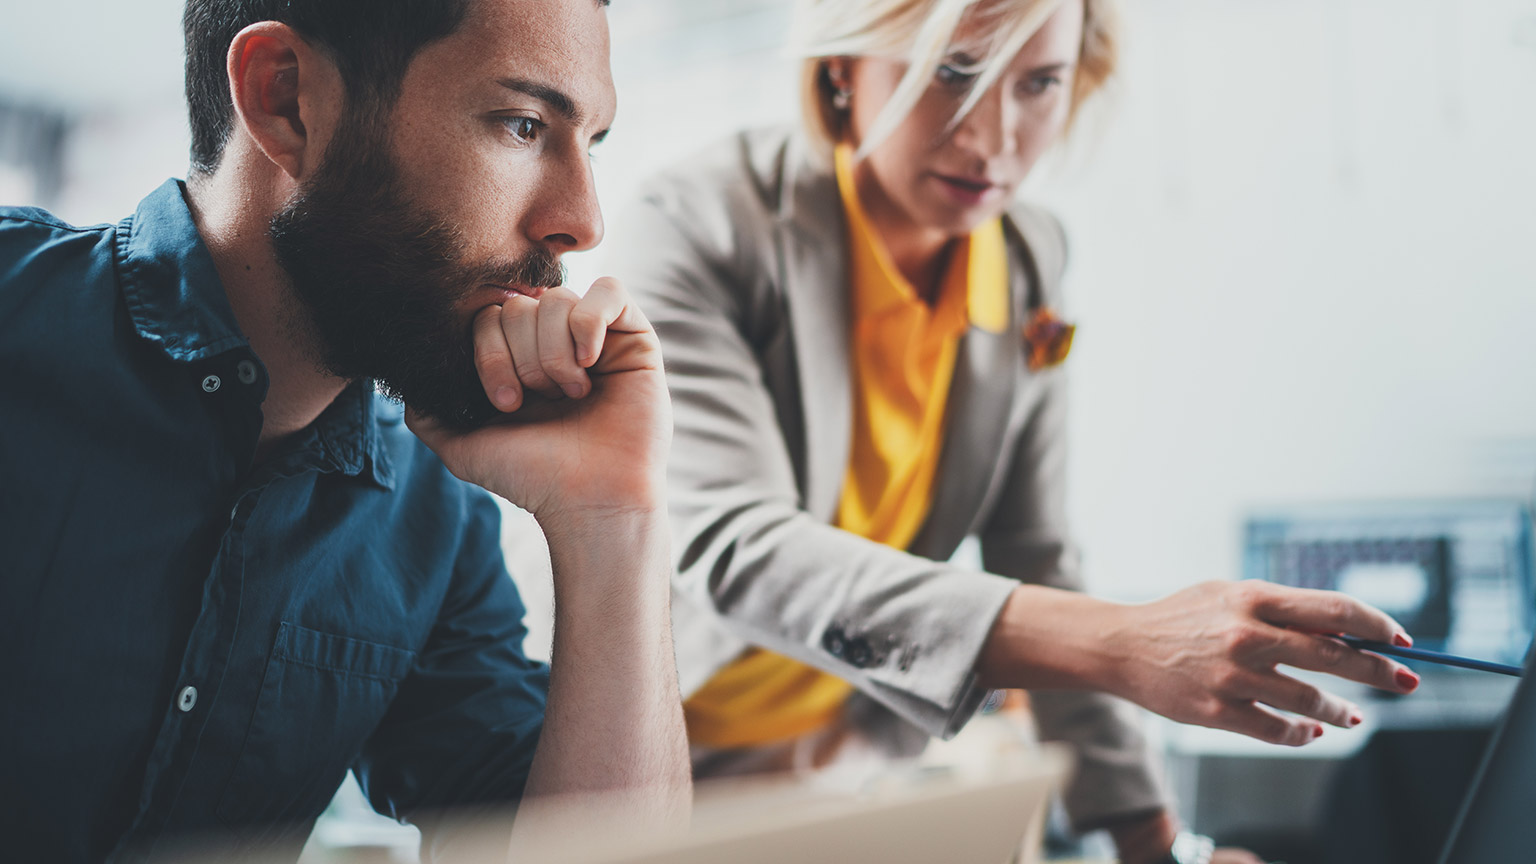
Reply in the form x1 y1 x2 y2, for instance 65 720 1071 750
236 360 258 385
822 626 847 659
177 685 198 712
201 374 221 393
847 638 873 668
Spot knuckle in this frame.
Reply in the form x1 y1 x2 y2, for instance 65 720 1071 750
542 286 579 309
1224 623 1260 655
1314 637 1347 668
1229 580 1267 615
539 341 576 367
1299 686 1327 717
513 358 550 387
473 343 508 374
1211 665 1246 696
473 304 502 326
568 305 603 331
589 275 624 295
1200 696 1230 724
503 294 537 319
1259 713 1296 741
1322 594 1354 624
1371 654 1399 682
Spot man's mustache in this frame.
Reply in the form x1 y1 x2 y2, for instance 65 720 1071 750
473 247 566 293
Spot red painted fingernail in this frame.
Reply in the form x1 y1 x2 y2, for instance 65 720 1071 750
1393 632 1413 648
1313 725 1325 739
1396 669 1420 691
1348 713 1363 727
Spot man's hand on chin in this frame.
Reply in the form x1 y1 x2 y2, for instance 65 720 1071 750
406 275 672 524
407 275 691 845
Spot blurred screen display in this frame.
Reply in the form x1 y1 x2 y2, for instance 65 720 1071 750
1245 501 1534 666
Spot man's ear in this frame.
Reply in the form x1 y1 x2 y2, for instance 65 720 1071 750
226 21 343 181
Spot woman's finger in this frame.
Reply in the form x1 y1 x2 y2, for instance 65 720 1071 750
1246 669 1362 729
1245 582 1408 645
1210 699 1322 748
1248 626 1417 695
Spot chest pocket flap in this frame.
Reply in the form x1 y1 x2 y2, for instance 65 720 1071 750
217 622 416 844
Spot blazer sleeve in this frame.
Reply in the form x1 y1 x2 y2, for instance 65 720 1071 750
979 209 1171 830
611 171 1018 740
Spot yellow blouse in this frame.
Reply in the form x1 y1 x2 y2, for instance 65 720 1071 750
682 145 1009 750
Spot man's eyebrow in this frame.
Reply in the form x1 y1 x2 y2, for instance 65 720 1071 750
497 77 582 123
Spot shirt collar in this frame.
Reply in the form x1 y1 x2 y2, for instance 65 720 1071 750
306 382 399 491
117 179 249 363
833 145 1009 334
116 179 394 489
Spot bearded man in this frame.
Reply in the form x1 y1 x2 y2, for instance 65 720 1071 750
0 0 689 860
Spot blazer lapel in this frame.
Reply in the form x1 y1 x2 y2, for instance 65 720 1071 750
775 145 853 523
907 227 1032 559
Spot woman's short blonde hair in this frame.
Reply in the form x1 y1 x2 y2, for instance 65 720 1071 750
792 0 1119 161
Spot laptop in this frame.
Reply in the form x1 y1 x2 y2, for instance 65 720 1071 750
1437 641 1536 863
532 745 1072 864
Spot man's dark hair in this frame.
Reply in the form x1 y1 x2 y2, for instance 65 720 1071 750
183 0 473 175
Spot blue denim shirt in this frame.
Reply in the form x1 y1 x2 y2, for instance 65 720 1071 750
0 181 550 863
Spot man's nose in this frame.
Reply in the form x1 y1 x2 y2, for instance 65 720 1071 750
525 151 605 253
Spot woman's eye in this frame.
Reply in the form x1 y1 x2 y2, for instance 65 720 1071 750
1021 75 1063 96
935 63 978 88
502 116 543 144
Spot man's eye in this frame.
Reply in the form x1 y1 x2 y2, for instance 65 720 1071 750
502 117 543 144
935 63 978 88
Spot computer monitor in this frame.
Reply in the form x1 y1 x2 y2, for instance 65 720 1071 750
1244 500 1534 668
1437 641 1536 863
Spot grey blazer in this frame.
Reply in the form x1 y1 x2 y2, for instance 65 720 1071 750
608 128 1168 828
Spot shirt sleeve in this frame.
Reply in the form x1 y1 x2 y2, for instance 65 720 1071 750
352 489 549 854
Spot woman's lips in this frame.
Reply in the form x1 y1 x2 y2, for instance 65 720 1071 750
931 173 1001 207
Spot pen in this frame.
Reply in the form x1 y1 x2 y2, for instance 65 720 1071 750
1337 635 1524 677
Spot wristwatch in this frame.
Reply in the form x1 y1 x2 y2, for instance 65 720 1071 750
1155 831 1215 864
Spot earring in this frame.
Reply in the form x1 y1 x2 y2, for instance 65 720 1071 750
832 86 852 111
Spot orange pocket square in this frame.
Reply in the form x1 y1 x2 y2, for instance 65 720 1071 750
1023 307 1076 371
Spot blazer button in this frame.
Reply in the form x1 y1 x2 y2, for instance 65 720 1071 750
847 638 873 668
822 626 847 659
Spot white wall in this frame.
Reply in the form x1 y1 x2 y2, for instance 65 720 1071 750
1033 0 1536 599
6 0 1536 625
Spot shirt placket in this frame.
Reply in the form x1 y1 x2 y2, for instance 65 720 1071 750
109 352 326 863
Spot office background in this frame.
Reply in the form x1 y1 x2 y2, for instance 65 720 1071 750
4 0 1536 858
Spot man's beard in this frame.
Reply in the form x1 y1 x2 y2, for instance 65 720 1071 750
268 119 564 430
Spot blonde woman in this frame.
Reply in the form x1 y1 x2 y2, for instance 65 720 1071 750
610 1 1419 861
